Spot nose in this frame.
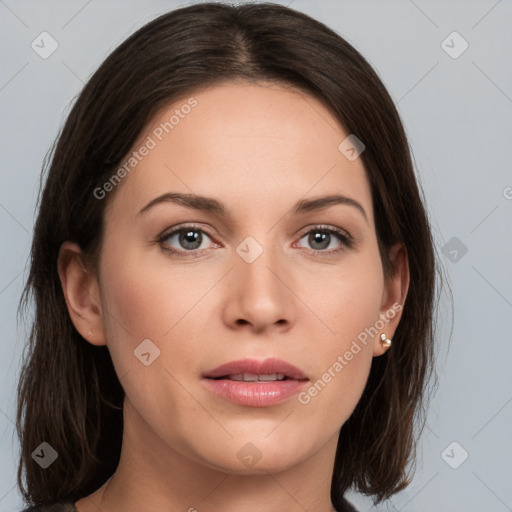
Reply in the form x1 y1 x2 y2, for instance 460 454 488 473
222 243 296 334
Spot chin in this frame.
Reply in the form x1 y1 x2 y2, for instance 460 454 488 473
191 436 314 475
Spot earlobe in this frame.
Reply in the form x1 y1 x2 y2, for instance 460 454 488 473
373 242 410 357
57 241 107 346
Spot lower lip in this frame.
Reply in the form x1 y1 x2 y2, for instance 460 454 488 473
202 378 308 407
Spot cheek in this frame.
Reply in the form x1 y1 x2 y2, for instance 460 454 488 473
294 254 383 421
315 250 385 345
98 241 204 340
97 241 217 388
97 248 204 437
96 239 167 378
296 295 376 430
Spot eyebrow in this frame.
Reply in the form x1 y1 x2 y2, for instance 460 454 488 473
138 192 368 223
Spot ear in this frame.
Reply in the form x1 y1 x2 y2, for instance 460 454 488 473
57 241 107 346
373 242 409 356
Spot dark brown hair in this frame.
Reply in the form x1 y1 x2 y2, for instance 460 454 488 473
17 2 439 508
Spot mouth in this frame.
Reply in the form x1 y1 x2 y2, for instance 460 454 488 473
202 357 308 380
201 358 309 407
210 372 290 382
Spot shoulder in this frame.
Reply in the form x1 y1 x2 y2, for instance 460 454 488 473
21 502 77 512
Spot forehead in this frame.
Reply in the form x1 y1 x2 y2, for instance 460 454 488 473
106 82 374 224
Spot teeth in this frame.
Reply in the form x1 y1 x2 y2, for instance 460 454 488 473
227 373 287 382
259 373 279 381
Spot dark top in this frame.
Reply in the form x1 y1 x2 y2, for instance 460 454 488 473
22 497 359 511
22 505 76 512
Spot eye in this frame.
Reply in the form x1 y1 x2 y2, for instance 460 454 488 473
295 225 354 254
157 223 354 258
158 225 218 256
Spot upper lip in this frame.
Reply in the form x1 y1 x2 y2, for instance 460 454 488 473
202 358 308 380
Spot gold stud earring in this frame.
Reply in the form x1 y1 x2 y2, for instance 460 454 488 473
380 333 392 348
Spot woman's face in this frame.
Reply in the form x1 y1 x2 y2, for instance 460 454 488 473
76 82 406 475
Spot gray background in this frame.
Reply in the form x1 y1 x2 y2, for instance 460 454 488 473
1 0 511 510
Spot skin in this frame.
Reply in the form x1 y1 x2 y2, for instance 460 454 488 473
58 81 409 512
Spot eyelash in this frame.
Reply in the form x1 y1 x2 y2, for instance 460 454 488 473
157 223 355 258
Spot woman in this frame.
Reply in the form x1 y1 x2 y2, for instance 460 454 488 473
17 2 438 511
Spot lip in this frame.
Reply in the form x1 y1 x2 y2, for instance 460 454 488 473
201 358 309 407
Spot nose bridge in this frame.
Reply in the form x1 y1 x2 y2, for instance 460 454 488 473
227 232 294 331
236 233 285 296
